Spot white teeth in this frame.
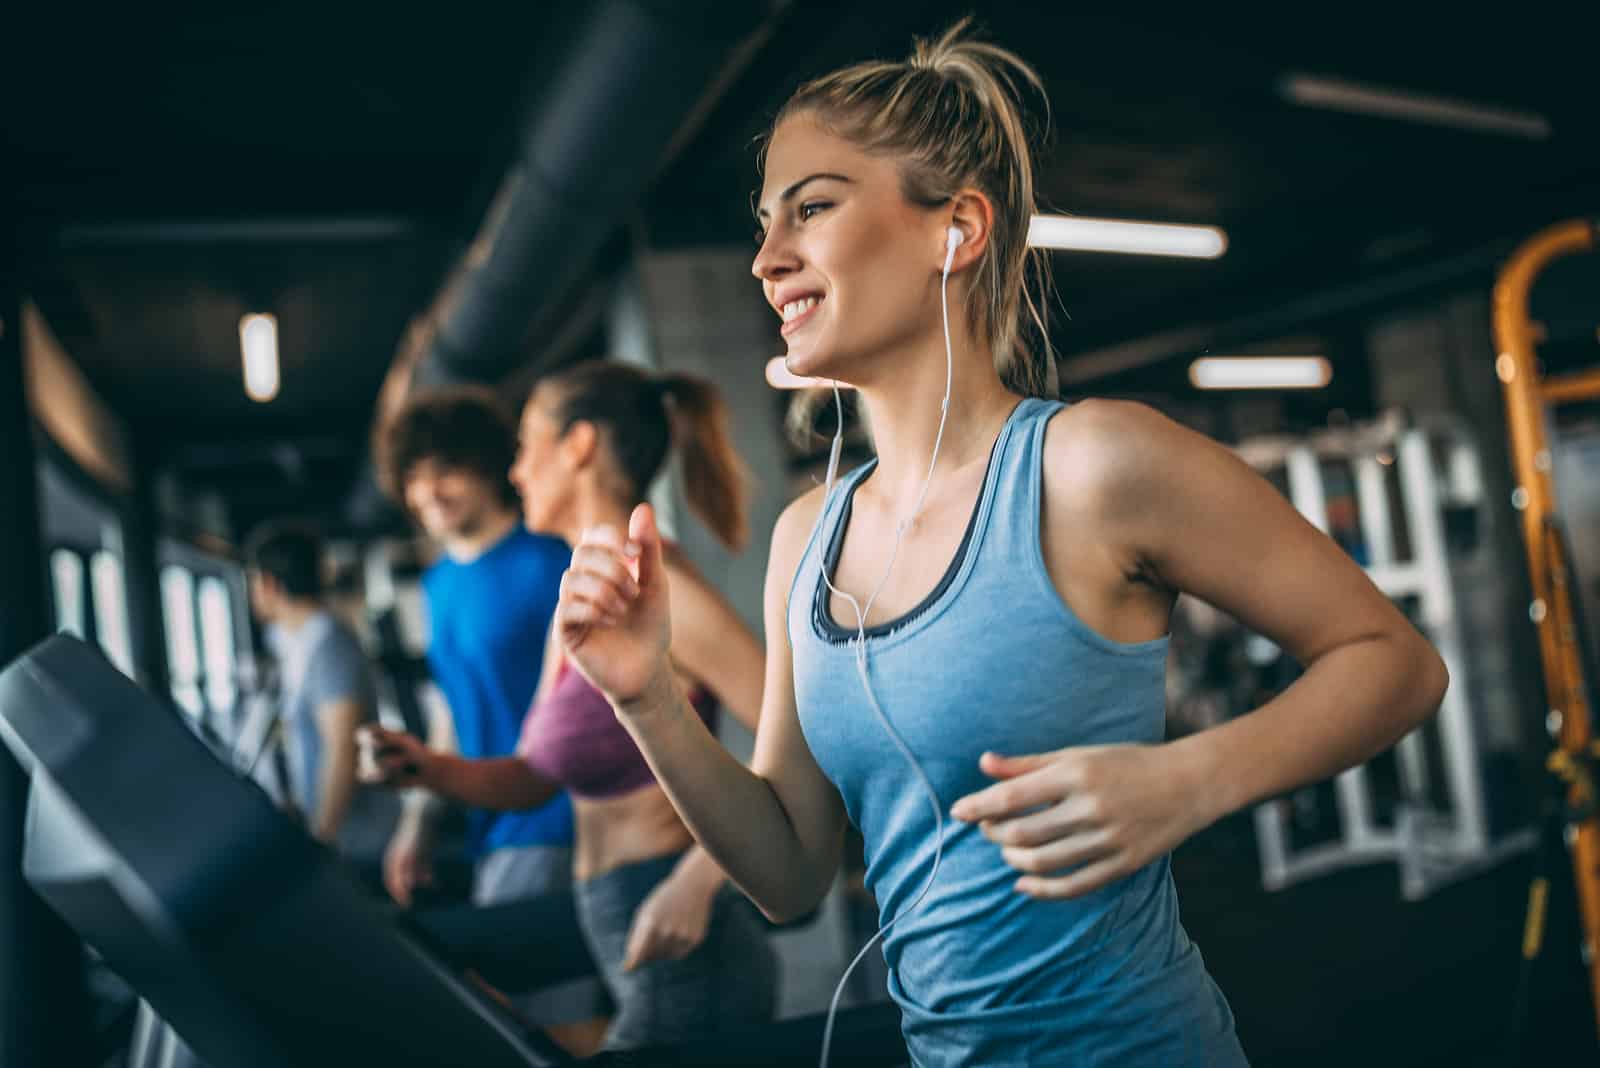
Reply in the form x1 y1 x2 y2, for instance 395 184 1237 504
781 296 820 322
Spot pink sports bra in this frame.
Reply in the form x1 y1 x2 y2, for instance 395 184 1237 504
517 660 718 801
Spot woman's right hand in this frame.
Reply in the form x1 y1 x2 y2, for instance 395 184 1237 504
557 504 673 709
356 725 436 791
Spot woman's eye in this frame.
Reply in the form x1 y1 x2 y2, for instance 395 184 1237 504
754 201 831 245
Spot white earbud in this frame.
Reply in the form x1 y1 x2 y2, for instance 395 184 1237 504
946 226 964 251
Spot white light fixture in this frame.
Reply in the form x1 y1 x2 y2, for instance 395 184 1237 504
240 313 279 402
766 356 845 391
1280 74 1551 141
1188 356 1332 390
1027 215 1227 259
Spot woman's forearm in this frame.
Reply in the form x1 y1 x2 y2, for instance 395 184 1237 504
1173 627 1448 824
619 672 837 922
427 755 560 813
669 844 727 898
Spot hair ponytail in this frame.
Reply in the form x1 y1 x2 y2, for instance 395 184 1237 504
659 374 749 552
544 361 749 552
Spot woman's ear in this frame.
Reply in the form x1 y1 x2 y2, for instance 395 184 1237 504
945 188 996 271
561 419 599 470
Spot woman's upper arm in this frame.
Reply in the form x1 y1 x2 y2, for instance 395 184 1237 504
1051 399 1418 665
748 490 848 871
663 555 765 733
532 613 565 707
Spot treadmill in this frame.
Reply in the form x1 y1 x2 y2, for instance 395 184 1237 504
0 636 908 1067
0 635 572 1068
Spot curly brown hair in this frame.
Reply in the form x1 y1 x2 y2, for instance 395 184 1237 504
376 385 520 508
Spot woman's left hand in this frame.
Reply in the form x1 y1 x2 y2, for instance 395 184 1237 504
621 869 718 971
950 744 1215 900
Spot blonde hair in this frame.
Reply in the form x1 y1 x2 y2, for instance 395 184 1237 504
767 18 1057 440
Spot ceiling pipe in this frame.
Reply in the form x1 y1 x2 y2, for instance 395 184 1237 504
407 0 780 390
350 0 781 530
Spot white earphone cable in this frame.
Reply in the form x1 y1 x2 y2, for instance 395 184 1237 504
818 230 960 1068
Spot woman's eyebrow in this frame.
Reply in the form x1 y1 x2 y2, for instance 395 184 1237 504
754 172 854 221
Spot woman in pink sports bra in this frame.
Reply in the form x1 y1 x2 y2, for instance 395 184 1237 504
362 361 772 1053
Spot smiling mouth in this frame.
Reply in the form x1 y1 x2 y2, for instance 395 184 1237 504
780 295 823 336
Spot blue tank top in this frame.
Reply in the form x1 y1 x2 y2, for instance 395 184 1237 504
790 398 1246 1067
424 527 574 858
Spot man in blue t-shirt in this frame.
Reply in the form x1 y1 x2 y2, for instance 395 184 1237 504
375 386 575 908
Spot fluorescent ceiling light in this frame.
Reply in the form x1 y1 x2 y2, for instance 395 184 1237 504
1189 356 1331 390
1027 215 1227 259
240 313 280 403
765 356 846 391
1281 74 1550 140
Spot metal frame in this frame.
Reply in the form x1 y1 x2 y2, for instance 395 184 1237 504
1489 218 1600 1035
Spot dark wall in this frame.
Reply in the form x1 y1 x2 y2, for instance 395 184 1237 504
0 254 92 1065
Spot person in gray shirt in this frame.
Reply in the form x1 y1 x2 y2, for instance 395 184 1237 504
246 521 377 848
129 524 390 1068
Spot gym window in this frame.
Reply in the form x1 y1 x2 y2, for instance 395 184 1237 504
49 548 88 640
161 565 205 719
90 550 134 677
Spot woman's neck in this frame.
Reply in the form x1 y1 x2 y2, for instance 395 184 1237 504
558 486 635 548
855 337 1020 515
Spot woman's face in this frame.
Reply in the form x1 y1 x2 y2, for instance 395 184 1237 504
752 114 949 386
508 387 573 538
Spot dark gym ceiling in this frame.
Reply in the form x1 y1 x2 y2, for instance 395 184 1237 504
5 2 1597 520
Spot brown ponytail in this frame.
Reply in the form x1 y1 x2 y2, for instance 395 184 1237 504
658 374 750 552
544 361 749 552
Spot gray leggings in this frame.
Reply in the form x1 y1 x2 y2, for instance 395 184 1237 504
575 851 778 1051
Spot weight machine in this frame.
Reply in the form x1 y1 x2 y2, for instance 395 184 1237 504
1236 413 1535 901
